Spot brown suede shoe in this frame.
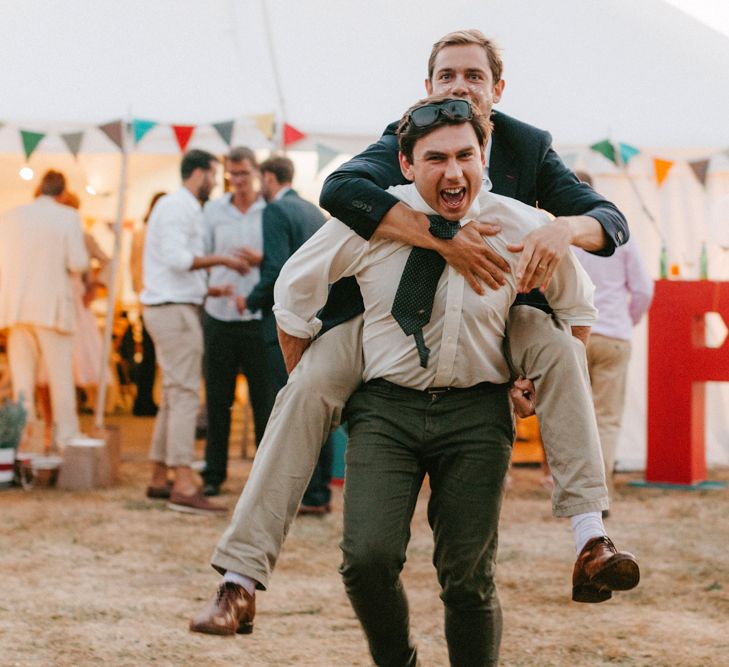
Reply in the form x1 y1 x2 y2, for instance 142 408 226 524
190 582 255 635
167 490 227 515
572 535 640 603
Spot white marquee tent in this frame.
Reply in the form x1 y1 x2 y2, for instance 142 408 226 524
1 0 729 470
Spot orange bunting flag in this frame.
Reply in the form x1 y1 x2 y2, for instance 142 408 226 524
172 125 195 152
653 158 674 187
283 123 305 146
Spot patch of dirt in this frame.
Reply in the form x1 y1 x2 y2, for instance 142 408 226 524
1 415 728 666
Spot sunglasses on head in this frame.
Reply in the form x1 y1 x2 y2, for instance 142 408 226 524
407 99 473 128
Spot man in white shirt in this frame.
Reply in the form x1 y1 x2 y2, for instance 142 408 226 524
268 98 599 666
200 147 275 498
0 170 88 448
141 149 250 515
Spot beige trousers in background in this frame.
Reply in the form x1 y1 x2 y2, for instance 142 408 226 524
8 324 79 446
213 305 608 588
143 304 203 468
586 333 631 497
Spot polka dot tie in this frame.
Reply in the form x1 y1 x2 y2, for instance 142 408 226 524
390 215 460 368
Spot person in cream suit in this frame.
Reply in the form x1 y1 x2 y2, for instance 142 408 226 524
0 170 89 448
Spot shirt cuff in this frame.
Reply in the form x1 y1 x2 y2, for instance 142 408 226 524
272 304 322 339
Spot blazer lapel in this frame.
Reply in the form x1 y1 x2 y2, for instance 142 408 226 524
489 119 519 199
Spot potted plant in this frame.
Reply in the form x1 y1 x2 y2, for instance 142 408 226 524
0 395 27 488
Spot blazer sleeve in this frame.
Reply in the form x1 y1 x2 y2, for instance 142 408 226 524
536 142 629 256
319 122 408 241
246 203 291 313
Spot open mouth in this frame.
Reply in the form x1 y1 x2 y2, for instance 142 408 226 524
440 186 466 210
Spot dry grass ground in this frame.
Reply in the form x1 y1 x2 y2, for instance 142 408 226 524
1 413 728 666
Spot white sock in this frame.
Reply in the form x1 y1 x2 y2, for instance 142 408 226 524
223 571 257 597
571 512 606 556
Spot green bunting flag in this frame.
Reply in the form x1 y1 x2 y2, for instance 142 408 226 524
99 120 124 150
589 140 617 165
316 143 339 173
61 132 84 158
20 130 45 159
689 159 710 187
212 120 235 146
133 119 157 144
618 143 640 165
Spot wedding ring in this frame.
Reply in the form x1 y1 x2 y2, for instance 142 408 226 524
537 263 546 271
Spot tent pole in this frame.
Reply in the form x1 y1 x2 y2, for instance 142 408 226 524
94 121 130 431
260 0 286 150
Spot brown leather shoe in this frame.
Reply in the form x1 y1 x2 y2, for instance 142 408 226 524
190 582 255 635
167 490 227 515
572 535 640 603
297 502 331 516
146 480 174 499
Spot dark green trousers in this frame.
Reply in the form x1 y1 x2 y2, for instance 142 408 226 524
340 379 513 667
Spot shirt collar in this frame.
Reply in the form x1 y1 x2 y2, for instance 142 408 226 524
273 186 292 202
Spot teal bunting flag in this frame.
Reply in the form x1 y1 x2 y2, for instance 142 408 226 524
20 130 45 159
589 140 617 165
132 119 157 144
316 143 339 173
618 142 640 165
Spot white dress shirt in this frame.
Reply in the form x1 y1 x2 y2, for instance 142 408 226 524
274 184 596 390
202 194 266 322
141 186 207 305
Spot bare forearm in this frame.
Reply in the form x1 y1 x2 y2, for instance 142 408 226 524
190 254 226 270
570 325 591 346
277 327 311 373
373 202 439 250
558 215 607 252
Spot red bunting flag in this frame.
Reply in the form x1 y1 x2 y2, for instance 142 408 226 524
172 125 195 152
283 123 305 146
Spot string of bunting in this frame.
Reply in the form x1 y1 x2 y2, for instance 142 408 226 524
587 139 729 188
1 113 304 159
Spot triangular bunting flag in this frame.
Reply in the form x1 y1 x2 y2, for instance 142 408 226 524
283 123 305 147
172 125 195 152
316 143 340 173
653 158 674 187
589 139 617 165
254 113 275 141
20 130 45 159
61 131 84 158
561 152 578 170
133 119 157 144
689 159 710 187
213 120 235 146
99 120 124 150
618 142 640 165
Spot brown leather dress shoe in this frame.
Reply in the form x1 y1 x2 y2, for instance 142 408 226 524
146 480 174 499
167 490 227 515
297 502 331 516
572 535 640 603
190 582 255 635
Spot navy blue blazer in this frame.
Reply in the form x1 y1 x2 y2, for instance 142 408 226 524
247 189 325 342
316 110 630 329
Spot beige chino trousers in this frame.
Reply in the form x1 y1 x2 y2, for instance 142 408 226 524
586 333 631 498
8 324 79 446
143 304 203 468
213 307 608 588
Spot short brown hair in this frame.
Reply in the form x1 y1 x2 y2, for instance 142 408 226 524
226 146 258 169
37 170 66 197
427 29 503 84
397 96 492 163
260 155 294 185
